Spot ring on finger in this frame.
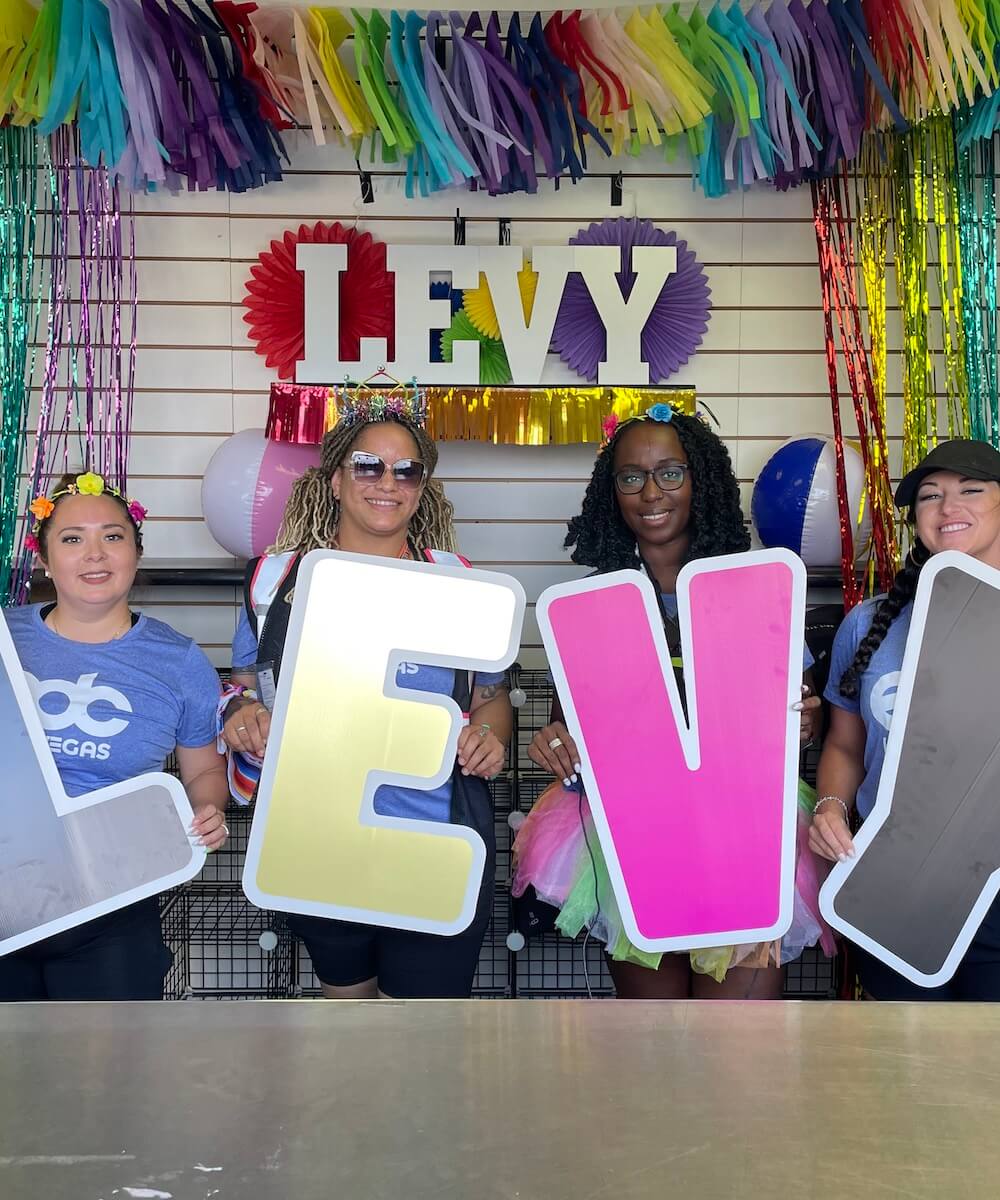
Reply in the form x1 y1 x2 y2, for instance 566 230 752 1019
548 736 563 750
236 725 247 733
221 823 230 838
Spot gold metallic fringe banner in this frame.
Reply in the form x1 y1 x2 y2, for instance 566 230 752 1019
267 383 696 446
856 141 889 441
882 118 970 477
928 117 968 442
890 129 934 476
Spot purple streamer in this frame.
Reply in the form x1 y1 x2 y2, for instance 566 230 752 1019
445 13 512 191
422 13 510 193
107 0 170 189
746 3 814 176
137 0 191 175
162 0 243 172
482 12 555 189
788 0 863 174
767 0 822 188
19 128 137 603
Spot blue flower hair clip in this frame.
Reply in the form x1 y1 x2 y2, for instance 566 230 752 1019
645 403 674 423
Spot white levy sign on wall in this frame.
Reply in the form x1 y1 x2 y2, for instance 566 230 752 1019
295 243 677 386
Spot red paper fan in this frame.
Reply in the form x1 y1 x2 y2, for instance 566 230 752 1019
243 221 395 381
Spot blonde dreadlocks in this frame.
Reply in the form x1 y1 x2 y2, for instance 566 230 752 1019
271 413 458 555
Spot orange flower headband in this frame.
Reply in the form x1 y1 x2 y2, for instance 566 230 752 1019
25 472 147 553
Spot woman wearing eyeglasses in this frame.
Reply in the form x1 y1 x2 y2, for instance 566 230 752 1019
517 406 825 998
221 408 511 999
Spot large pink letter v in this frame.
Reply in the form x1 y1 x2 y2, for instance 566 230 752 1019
537 550 806 952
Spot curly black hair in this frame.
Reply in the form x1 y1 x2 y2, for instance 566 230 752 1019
565 413 749 571
837 537 930 700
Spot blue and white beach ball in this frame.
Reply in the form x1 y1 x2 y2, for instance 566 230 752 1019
751 436 871 567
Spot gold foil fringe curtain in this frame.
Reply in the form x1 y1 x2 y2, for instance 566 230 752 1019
267 383 696 446
859 117 978 478
877 117 970 475
818 113 997 604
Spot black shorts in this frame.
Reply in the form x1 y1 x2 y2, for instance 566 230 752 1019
0 897 172 1001
288 866 494 999
856 895 1000 1001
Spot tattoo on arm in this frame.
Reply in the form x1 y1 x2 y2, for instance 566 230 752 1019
477 684 500 701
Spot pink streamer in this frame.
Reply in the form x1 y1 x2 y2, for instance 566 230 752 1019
15 129 138 600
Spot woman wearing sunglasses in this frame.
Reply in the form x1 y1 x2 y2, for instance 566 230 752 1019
516 406 825 998
221 407 511 999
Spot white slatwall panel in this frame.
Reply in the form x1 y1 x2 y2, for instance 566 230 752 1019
99 136 893 664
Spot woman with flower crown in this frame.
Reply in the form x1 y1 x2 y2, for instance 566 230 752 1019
0 473 229 1001
513 406 831 998
219 397 512 1000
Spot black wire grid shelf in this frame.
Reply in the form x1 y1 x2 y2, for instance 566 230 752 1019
161 667 838 1000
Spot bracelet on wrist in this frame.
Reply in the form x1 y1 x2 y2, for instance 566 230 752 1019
814 794 850 822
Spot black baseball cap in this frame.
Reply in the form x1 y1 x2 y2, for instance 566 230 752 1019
894 439 1000 508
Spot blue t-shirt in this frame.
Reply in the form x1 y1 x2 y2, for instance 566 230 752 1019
4 604 221 798
824 598 909 819
232 607 505 823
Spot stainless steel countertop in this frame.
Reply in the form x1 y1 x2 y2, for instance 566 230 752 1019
1 1000 997 1199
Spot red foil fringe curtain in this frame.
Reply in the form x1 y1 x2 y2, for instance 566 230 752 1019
266 384 331 444
812 167 898 609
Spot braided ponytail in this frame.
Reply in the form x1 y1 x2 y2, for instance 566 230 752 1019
270 414 457 555
838 538 930 700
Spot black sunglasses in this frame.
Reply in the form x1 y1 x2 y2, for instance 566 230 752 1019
349 451 426 489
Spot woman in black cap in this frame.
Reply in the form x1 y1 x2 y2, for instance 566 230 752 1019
811 438 1000 999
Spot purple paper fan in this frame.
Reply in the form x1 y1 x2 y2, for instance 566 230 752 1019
552 217 712 383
